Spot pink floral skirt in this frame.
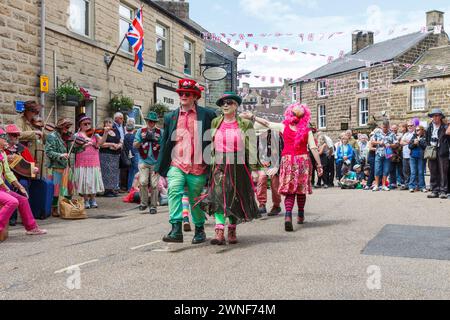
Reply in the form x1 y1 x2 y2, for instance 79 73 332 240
278 154 312 195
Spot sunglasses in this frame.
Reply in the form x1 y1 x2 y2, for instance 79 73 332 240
8 133 20 138
81 122 91 126
221 99 236 106
178 92 192 98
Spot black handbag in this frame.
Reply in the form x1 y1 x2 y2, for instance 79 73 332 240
119 148 131 168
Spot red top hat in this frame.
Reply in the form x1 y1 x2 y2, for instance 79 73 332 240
175 78 204 99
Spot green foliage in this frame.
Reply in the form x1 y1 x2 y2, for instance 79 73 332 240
149 103 170 118
56 80 84 101
109 95 134 113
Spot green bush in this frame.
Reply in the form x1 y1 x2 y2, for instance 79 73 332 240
149 103 170 118
109 95 134 113
56 80 84 102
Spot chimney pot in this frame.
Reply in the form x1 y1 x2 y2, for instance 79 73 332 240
352 30 374 54
426 10 444 31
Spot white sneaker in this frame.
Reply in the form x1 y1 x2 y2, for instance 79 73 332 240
382 186 390 191
26 228 47 236
372 186 379 192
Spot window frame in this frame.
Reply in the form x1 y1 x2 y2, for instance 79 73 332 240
119 3 134 53
183 38 193 75
358 98 369 127
156 23 169 67
318 105 326 129
411 85 426 111
317 80 327 97
69 0 93 38
358 71 369 91
291 86 297 102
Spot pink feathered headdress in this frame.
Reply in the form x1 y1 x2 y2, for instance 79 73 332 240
283 103 311 145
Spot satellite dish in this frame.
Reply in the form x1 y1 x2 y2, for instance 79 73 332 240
203 67 228 81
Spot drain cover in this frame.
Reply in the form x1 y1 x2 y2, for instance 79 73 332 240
363 224 450 261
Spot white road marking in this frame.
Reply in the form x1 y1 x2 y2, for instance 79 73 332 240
130 240 162 251
54 259 99 274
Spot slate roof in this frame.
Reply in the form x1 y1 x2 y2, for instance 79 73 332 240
394 45 450 81
293 32 430 83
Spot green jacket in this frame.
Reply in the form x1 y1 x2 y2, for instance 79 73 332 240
155 105 218 177
0 151 17 189
45 131 70 169
210 116 260 172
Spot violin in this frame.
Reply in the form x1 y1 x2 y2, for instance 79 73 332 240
30 117 55 132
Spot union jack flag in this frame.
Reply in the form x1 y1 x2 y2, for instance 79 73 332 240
126 7 144 72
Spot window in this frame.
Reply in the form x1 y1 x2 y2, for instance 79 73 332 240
69 0 91 37
318 105 326 129
184 39 193 75
75 98 96 130
119 4 134 53
292 86 297 102
318 80 327 97
411 86 426 111
358 71 369 91
156 24 168 66
359 98 369 126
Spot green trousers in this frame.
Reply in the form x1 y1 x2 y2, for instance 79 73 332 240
214 212 238 226
167 167 207 227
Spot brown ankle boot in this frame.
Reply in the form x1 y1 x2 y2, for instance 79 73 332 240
228 225 238 244
210 226 225 245
0 225 9 242
52 207 60 218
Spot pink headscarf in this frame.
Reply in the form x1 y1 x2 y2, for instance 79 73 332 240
282 103 311 145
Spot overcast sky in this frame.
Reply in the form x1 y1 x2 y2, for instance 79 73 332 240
189 0 450 87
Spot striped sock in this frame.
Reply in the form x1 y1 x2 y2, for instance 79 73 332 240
297 194 306 216
285 194 295 216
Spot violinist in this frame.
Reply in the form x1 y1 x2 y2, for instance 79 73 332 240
4 124 39 226
16 101 46 172
72 114 106 209
44 118 74 217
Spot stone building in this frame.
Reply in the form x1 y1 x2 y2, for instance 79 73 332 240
240 80 292 122
154 0 241 107
392 45 450 123
290 10 449 139
0 0 236 127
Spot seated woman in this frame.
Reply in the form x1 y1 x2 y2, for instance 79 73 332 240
0 128 47 242
4 124 39 226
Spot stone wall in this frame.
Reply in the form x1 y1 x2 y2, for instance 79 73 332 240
0 0 206 126
0 0 41 124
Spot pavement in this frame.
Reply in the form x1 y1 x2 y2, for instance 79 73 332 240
0 188 449 300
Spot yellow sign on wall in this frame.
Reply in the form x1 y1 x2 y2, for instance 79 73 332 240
40 75 49 93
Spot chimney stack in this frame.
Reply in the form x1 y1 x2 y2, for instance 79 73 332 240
352 31 374 54
426 10 444 31
154 0 190 20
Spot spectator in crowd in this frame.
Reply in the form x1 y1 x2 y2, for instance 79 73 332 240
99 118 122 198
372 121 397 192
400 121 416 190
113 112 126 193
4 124 39 226
408 125 427 193
346 130 360 166
133 112 162 215
124 119 139 191
358 134 369 167
389 123 404 189
44 118 74 217
426 109 449 199
335 135 354 181
365 129 379 190
354 164 364 182
362 166 371 188
0 128 47 242
317 134 331 188
338 165 358 189
73 114 105 209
